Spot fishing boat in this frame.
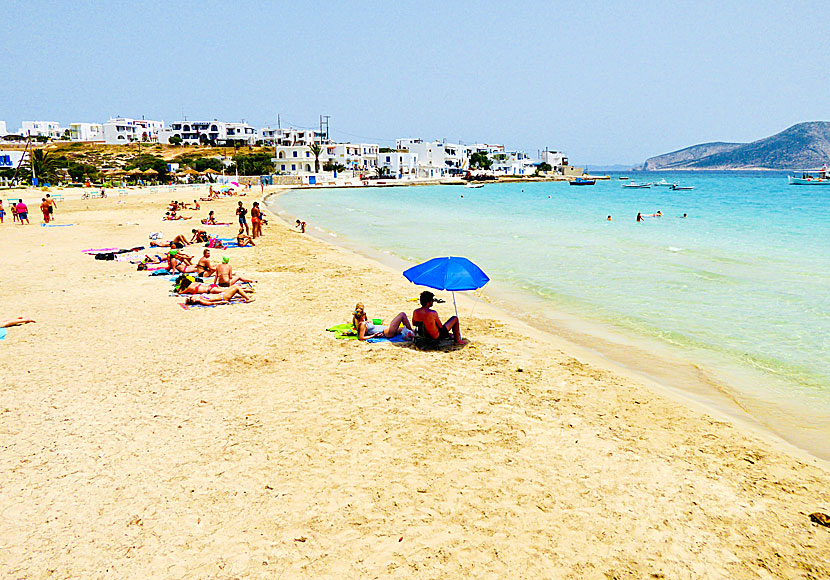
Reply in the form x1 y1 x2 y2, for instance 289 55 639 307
623 182 652 189
569 178 596 186
671 184 694 190
464 183 485 189
788 166 830 185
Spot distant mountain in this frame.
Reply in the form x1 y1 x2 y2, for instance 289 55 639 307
641 122 830 170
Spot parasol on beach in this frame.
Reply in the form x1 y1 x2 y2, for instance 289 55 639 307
180 168 200 176
203 168 219 175
143 168 158 176
403 256 490 317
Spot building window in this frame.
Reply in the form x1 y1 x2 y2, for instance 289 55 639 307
293 151 298 157
281 165 285 170
291 164 296 171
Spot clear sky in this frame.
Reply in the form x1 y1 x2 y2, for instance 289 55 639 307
2 0 828 165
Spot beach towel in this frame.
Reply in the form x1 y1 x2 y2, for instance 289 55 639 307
0 328 6 341
82 247 119 254
366 334 413 344
326 323 358 340
150 269 172 276
41 223 75 227
178 298 248 310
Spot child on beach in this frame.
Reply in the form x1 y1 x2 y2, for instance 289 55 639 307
0 200 5 223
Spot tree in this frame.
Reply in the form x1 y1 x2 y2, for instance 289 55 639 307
168 135 182 145
309 143 323 173
536 162 552 175
28 149 58 183
375 165 390 178
470 151 492 170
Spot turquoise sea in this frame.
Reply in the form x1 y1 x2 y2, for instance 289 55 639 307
268 172 830 458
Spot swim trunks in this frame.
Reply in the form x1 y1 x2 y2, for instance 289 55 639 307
18 212 28 220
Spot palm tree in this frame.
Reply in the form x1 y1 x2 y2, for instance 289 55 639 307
309 143 322 173
29 149 58 184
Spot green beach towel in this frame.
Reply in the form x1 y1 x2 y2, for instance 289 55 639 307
326 323 358 340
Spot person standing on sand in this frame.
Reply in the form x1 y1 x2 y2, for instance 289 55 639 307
40 198 51 223
46 193 56 221
16 200 29 225
251 201 263 239
0 200 5 224
11 200 18 223
236 201 249 235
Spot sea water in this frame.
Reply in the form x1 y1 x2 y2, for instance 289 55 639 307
269 172 830 458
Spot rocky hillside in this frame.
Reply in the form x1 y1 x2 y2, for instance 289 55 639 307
641 122 830 170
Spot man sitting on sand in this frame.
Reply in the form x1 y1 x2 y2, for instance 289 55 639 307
214 256 254 287
196 249 216 277
190 228 209 243
412 290 466 345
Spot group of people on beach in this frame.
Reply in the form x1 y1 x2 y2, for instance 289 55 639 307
0 195 57 224
351 290 465 346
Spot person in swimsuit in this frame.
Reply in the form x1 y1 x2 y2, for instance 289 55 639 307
201 210 217 225
213 256 253 287
190 228 209 243
196 249 216 277
151 234 190 248
1 316 36 328
236 201 249 235
251 201 263 239
184 285 255 305
637 212 643 222
10 201 17 223
412 290 465 345
236 228 255 247
0 199 6 223
352 303 414 341
167 250 197 273
46 194 56 220
40 198 51 223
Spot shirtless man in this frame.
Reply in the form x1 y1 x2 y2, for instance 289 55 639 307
213 256 253 287
196 249 216 277
46 194 56 221
40 198 50 223
190 228 209 243
412 290 465 345
150 234 190 248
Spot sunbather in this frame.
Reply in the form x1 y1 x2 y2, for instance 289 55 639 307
1 317 36 328
201 211 217 225
196 249 216 276
150 234 189 248
352 302 414 341
191 228 209 243
412 290 466 345
236 228 255 247
184 285 255 305
214 256 253 287
167 250 197 273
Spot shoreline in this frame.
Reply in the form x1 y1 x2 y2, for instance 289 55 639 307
1 185 828 577
265 186 830 464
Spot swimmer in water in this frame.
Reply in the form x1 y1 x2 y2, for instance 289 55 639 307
607 215 612 221
637 212 643 222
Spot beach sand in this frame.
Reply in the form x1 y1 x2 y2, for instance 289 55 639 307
1 186 828 579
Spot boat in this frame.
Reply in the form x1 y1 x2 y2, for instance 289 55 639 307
789 166 830 185
618 176 629 180
569 178 596 186
464 183 485 188
653 178 677 187
623 182 652 189
671 184 694 190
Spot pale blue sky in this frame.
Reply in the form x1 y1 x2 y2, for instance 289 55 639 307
2 1 828 164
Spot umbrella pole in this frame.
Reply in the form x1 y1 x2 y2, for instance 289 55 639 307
452 291 458 318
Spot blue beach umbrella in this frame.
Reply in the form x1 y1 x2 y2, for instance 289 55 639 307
403 256 490 316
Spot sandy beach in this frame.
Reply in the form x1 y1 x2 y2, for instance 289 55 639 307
1 185 828 579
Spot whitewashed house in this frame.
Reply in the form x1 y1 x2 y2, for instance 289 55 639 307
103 117 164 144
261 127 328 146
19 121 63 140
376 150 419 177
491 150 537 176
396 139 469 178
540 149 568 168
161 120 257 146
0 121 7 136
69 122 105 142
274 145 317 173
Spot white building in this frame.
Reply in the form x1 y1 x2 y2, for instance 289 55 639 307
19 121 63 140
0 121 7 136
491 150 536 176
376 150 419 177
540 149 568 168
274 145 317 173
103 117 164 144
396 139 469 178
161 120 258 146
0 150 28 169
261 127 328 146
69 122 105 142
325 143 378 171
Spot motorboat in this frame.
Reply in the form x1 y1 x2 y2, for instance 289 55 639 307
464 183 485 188
671 184 694 190
618 176 629 180
789 166 830 185
569 178 596 186
653 178 677 187
623 182 652 188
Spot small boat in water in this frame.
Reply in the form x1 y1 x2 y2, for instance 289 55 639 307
653 178 677 187
671 184 694 190
619 176 629 180
464 183 485 188
623 182 652 188
569 178 596 186
789 166 830 185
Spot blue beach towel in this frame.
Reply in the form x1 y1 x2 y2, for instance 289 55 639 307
366 334 413 344
41 223 75 227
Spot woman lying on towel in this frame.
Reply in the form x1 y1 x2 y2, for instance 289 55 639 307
184 285 255 305
351 303 415 341
151 234 190 248
167 250 197 273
